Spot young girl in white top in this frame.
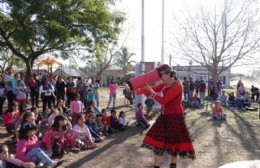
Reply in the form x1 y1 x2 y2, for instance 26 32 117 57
72 115 97 149
118 111 128 127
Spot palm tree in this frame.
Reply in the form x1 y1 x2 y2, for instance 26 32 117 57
114 46 135 74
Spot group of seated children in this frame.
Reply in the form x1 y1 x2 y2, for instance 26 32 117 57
1 94 131 168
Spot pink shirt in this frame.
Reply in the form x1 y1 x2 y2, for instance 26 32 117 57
70 100 83 114
109 83 118 94
16 135 40 162
42 128 66 151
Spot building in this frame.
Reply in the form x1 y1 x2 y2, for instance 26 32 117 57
54 66 85 79
173 65 231 88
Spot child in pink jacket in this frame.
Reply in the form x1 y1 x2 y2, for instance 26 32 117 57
16 123 61 167
42 115 67 157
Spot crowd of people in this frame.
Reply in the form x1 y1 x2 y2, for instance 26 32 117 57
181 77 259 120
0 66 153 168
0 65 259 168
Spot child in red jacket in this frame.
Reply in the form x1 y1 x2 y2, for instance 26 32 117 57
3 102 20 133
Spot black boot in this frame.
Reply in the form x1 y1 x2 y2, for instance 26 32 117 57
170 163 177 168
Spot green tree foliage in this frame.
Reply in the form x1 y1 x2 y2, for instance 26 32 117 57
0 0 125 80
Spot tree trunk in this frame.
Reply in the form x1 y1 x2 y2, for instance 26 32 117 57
211 68 218 86
24 58 34 84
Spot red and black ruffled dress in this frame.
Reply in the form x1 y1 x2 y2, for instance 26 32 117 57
135 81 195 159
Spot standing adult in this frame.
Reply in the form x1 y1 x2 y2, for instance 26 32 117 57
182 77 189 100
251 85 259 102
56 76 66 101
49 75 56 105
0 76 6 116
189 77 195 99
65 77 75 106
238 83 246 96
217 79 223 96
194 78 201 94
29 74 40 108
90 77 100 108
237 80 242 92
40 77 55 114
199 79 206 103
76 77 85 103
4 66 15 110
125 64 195 168
107 78 118 109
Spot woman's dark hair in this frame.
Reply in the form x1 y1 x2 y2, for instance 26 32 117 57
21 111 32 126
31 106 37 112
75 114 84 123
96 114 102 118
110 109 116 114
51 115 66 131
88 113 95 119
111 78 116 83
119 111 125 118
101 109 106 114
156 64 177 80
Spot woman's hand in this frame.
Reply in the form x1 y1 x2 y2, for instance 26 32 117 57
145 83 155 95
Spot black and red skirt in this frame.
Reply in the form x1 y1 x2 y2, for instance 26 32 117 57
142 114 195 159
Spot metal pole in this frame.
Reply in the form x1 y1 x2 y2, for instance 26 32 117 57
161 0 165 64
141 0 145 62
169 54 172 67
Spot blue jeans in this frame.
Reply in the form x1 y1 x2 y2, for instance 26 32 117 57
26 148 54 165
107 93 116 108
213 114 226 120
95 94 100 107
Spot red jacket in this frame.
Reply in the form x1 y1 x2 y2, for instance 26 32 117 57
3 110 20 125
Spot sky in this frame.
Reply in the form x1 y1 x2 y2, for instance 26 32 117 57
51 0 260 75
112 0 260 75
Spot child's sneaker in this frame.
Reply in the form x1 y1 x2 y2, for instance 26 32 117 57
50 160 64 168
71 147 80 152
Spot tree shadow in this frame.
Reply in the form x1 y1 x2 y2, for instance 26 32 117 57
224 110 260 158
66 126 147 168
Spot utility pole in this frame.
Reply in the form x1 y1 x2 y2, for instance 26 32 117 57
161 0 165 64
169 54 172 67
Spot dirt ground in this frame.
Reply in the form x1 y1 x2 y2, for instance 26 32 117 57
0 87 260 168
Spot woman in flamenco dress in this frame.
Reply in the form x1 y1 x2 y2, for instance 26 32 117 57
124 64 195 168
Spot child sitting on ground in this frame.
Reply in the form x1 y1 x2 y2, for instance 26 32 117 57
85 113 104 142
0 143 35 168
212 100 227 120
16 123 63 167
144 95 154 117
101 109 111 135
136 103 150 129
72 115 97 149
42 115 67 158
219 90 228 106
109 109 126 131
118 111 128 128
95 114 104 135
3 102 20 133
191 93 201 108
228 92 235 107
243 92 252 107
